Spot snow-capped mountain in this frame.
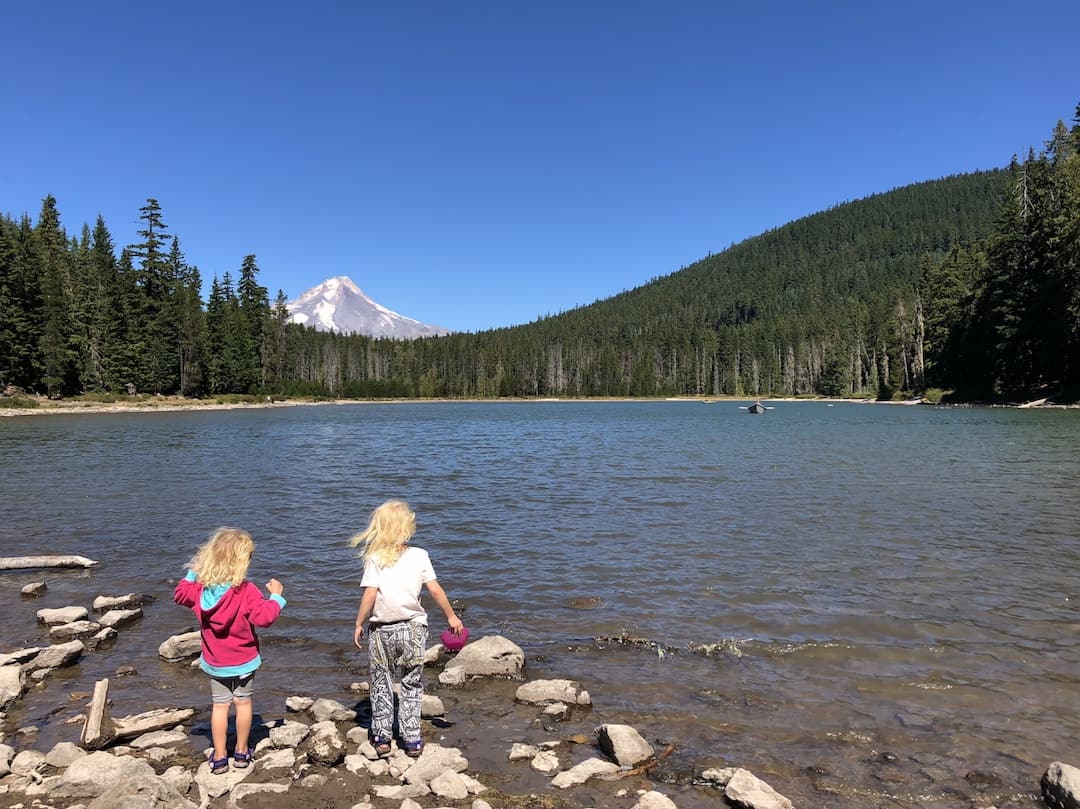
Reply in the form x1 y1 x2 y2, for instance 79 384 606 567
286 276 451 339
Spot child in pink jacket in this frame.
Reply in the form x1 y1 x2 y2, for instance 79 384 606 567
174 527 285 774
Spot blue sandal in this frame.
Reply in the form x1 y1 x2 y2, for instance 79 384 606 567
232 749 253 769
372 736 392 757
403 739 424 758
208 753 229 775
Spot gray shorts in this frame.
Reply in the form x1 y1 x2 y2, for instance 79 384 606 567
210 673 254 704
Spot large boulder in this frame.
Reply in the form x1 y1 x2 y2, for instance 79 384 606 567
24 639 85 672
724 767 795 809
37 605 89 625
450 635 525 678
401 743 469 785
93 593 148 612
309 697 356 723
49 751 156 800
1043 761 1080 809
99 608 143 628
0 665 25 709
597 723 653 766
304 720 345 766
50 620 103 640
85 772 197 809
158 631 201 661
516 678 591 706
551 757 620 788
0 743 14 777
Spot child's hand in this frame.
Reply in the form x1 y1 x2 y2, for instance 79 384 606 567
353 624 365 650
266 578 284 596
447 616 465 634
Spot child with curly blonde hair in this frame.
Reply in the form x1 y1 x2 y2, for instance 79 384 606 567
351 500 463 758
174 527 285 774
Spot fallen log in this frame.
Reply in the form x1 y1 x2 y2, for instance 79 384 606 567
0 555 99 570
80 678 115 750
112 707 196 740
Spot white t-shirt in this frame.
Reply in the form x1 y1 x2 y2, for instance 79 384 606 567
360 546 436 625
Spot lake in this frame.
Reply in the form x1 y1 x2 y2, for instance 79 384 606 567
1 400 1078 807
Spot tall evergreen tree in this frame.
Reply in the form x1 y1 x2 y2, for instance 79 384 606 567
36 196 78 396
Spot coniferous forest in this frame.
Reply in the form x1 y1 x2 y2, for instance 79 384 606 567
2 106 1078 403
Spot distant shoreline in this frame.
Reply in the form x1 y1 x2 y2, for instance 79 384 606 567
1 393 1076 418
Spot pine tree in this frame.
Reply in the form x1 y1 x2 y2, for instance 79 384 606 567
36 196 79 396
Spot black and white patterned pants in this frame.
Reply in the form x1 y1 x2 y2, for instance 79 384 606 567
368 619 428 742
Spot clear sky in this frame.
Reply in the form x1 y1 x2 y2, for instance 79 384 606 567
3 2 1078 333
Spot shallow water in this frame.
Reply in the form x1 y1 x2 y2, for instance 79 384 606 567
1 401 1078 807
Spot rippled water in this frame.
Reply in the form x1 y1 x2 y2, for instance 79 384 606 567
2 401 1078 807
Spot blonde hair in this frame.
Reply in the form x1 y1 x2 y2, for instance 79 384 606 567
188 527 254 587
349 500 416 567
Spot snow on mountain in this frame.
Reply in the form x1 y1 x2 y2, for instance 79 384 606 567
286 276 451 339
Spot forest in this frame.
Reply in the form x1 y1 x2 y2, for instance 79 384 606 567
1 105 1078 403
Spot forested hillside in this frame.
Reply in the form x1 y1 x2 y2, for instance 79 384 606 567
2 106 1077 402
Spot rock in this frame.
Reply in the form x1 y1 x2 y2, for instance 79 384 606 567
160 765 192 795
543 702 570 719
462 773 488 794
349 681 370 693
346 751 390 776
49 751 156 800
633 790 679 809
115 665 138 677
304 720 345 766
509 743 539 761
598 723 654 766
45 741 88 768
0 646 44 666
299 773 328 788
551 757 621 788
89 627 119 646
11 748 46 774
531 750 560 774
85 771 198 809
0 665 25 710
699 767 737 786
439 665 467 686
451 635 525 677
20 581 47 597
25 639 85 672
372 783 430 799
516 678 592 706
346 726 367 745
230 782 289 805
310 697 356 723
1043 761 1080 809
431 769 470 799
473 801 494 809
423 644 445 665
98 608 143 629
401 743 469 785
194 757 254 799
129 729 188 749
50 620 103 640
37 605 89 625
0 742 14 777
285 695 313 712
270 719 311 748
158 631 201 662
258 748 296 770
421 694 445 718
724 768 795 809
93 593 148 612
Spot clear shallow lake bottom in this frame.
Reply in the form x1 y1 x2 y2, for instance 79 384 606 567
1 401 1078 807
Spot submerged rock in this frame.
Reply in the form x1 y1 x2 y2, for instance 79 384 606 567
1043 761 1080 809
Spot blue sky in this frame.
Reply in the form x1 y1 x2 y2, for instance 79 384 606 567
3 2 1078 333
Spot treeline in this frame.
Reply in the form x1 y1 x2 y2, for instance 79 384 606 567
2 105 1078 402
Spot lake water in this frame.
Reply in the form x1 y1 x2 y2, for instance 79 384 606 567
1 400 1078 807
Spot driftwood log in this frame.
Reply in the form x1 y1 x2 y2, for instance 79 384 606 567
0 555 99 570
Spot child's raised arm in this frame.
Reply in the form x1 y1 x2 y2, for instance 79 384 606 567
173 569 200 608
248 578 286 627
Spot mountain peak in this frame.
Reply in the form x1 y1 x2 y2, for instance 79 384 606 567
286 276 450 340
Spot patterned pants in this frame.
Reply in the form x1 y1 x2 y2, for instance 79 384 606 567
368 619 428 742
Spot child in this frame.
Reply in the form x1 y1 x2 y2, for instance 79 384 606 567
174 527 285 774
351 500 463 758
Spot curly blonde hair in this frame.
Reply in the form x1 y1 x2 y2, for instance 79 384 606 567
349 500 416 568
188 527 254 587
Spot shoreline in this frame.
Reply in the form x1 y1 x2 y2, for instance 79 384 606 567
2 394 1076 419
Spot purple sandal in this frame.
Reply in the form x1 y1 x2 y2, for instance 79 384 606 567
232 749 253 769
403 739 424 758
372 736 392 757
208 753 229 775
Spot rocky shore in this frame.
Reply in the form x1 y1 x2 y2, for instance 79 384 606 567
3 564 1079 809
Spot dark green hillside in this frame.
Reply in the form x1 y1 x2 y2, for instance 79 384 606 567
477 170 1010 398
